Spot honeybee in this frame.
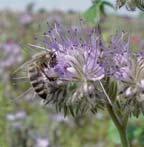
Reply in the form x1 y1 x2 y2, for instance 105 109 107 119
28 51 57 100
12 49 57 102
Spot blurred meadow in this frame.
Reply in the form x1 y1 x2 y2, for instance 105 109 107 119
0 0 144 147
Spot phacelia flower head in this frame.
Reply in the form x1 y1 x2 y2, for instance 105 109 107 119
52 27 105 82
32 23 109 114
107 34 144 117
109 33 144 87
107 32 133 82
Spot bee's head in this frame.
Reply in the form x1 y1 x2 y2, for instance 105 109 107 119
32 51 57 67
48 52 57 67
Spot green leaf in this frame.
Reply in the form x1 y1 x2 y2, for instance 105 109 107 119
68 105 75 117
84 4 100 23
84 0 114 23
127 124 137 141
108 121 120 144
103 1 114 8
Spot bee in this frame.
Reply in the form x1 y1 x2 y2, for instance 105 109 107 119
28 51 57 100
12 43 59 103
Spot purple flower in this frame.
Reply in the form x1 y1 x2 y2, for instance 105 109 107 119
107 32 133 82
107 34 144 101
6 110 27 121
116 48 144 102
47 24 105 82
19 13 33 26
0 40 23 73
51 114 69 123
21 23 115 115
41 24 107 108
35 138 50 147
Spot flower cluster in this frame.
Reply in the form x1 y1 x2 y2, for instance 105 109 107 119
0 39 23 74
6 110 27 121
28 22 144 117
6 110 51 147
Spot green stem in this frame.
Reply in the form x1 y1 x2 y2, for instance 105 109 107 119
107 104 130 147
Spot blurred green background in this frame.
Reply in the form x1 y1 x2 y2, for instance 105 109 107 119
0 0 144 147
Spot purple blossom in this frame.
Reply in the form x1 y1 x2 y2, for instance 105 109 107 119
46 24 105 83
106 33 144 102
116 49 144 104
107 33 133 82
0 40 23 73
19 13 33 26
40 23 108 107
35 138 50 147
6 110 27 121
51 114 69 123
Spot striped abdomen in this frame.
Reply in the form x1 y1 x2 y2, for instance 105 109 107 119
28 63 47 99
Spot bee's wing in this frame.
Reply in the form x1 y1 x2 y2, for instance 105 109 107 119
14 87 34 102
11 41 51 104
13 87 43 105
11 55 41 83
11 60 34 102
10 60 30 89
12 59 31 75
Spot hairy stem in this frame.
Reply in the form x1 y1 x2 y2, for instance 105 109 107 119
99 80 112 105
107 104 130 147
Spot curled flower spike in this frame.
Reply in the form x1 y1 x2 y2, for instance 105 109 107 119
107 32 133 82
114 48 144 117
116 0 144 11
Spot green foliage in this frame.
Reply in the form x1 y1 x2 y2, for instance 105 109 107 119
0 83 13 146
127 117 144 146
84 0 114 23
108 121 121 144
26 2 35 13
